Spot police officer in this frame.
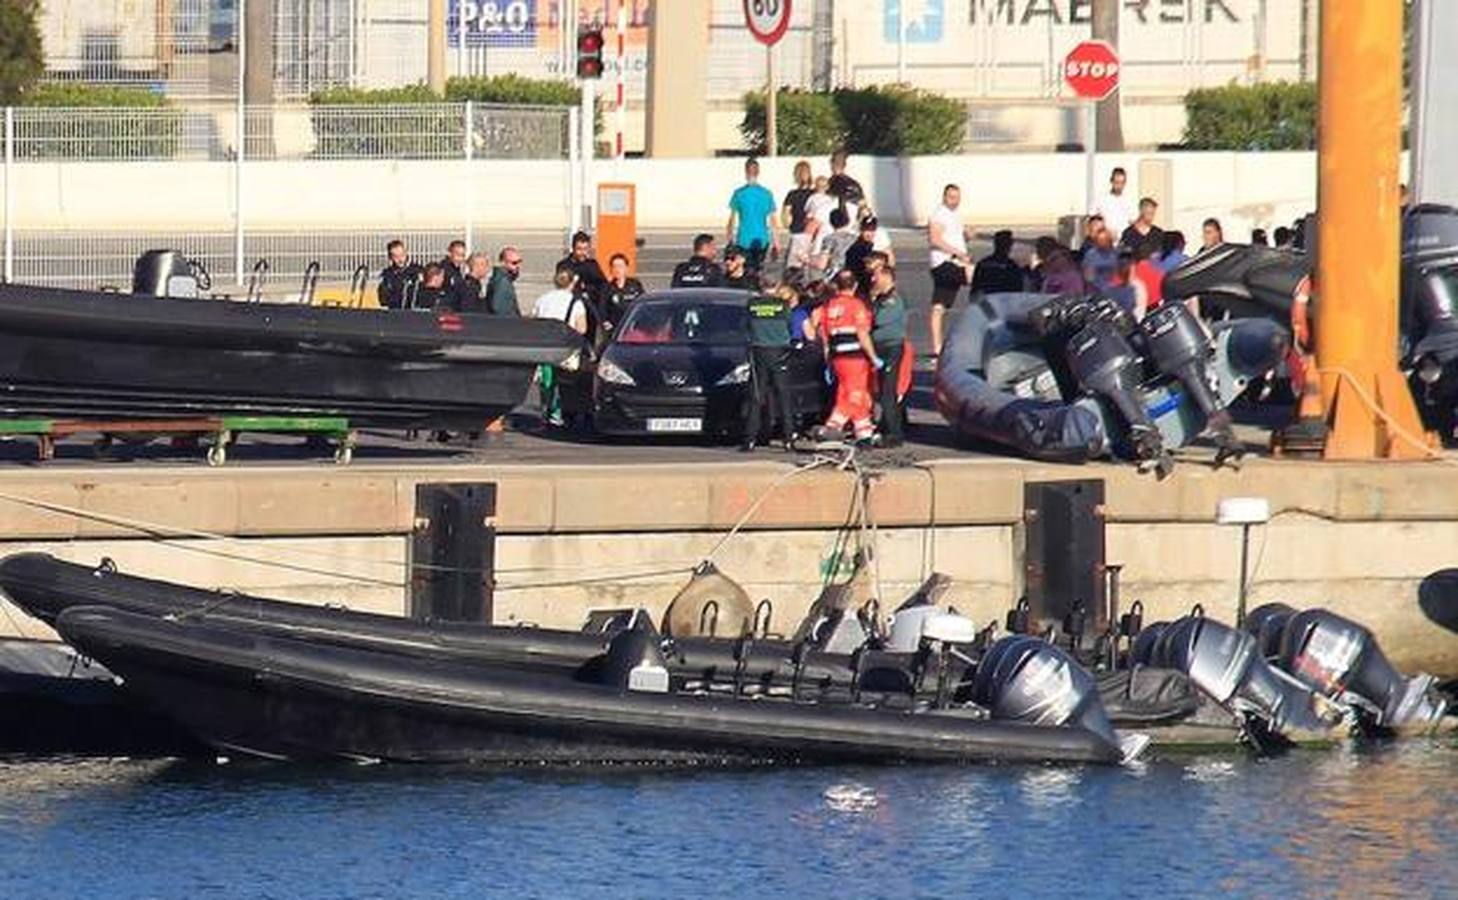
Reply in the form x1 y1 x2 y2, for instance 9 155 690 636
742 288 798 451
377 239 422 309
413 263 452 311
870 264 908 448
671 234 725 288
440 240 468 293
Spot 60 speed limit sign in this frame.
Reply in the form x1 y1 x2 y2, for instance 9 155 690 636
743 0 793 46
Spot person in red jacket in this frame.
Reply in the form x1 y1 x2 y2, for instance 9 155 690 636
813 270 883 443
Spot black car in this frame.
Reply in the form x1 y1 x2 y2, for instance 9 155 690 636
591 289 826 438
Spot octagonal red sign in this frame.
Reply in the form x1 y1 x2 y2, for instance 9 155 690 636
1064 40 1121 101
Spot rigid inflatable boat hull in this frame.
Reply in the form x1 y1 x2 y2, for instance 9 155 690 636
57 607 1123 766
0 553 887 693
0 285 581 429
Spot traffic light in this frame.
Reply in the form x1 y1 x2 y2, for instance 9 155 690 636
576 27 604 80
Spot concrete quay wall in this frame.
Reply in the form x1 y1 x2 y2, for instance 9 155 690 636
0 458 1456 675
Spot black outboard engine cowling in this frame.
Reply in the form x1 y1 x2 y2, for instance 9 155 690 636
596 615 670 693
132 250 201 298
1243 602 1298 660
1151 616 1339 737
1066 321 1165 463
970 636 1145 762
1142 302 1240 455
1277 608 1447 731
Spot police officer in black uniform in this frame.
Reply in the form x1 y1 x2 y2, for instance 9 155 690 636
671 234 725 288
742 287 798 451
377 239 421 309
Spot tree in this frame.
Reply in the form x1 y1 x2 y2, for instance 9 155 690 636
0 0 44 105
1091 0 1125 152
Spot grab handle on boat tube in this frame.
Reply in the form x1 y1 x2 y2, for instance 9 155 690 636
246 259 269 303
753 599 774 639
300 261 321 305
93 557 118 577
349 265 370 308
1190 603 1206 618
732 634 753 696
698 600 720 638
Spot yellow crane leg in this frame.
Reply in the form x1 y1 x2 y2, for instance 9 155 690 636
1315 0 1432 459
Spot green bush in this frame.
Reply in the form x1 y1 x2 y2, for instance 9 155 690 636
17 83 179 160
309 78 584 159
0 0 44 105
740 89 844 156
1182 81 1317 151
444 74 579 106
833 85 965 156
741 86 964 156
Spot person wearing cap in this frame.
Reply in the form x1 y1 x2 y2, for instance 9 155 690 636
722 245 762 291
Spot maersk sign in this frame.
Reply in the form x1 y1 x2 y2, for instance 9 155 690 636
969 0 1239 25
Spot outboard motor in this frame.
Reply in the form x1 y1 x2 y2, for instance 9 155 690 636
1243 602 1297 659
132 250 203 298
1148 615 1339 738
1142 302 1241 460
971 635 1147 762
1277 608 1448 732
1066 321 1167 466
596 613 670 694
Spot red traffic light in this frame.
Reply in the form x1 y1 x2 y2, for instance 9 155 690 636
576 27 605 79
577 29 604 53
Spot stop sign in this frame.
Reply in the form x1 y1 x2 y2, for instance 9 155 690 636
1064 40 1120 101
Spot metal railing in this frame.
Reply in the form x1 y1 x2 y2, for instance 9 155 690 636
9 103 571 162
0 102 581 287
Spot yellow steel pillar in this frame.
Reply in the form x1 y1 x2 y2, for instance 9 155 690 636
1314 0 1430 459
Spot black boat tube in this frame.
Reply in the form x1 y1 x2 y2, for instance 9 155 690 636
55 606 1125 766
0 553 952 700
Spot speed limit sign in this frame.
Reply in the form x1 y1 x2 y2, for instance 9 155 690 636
743 0 792 46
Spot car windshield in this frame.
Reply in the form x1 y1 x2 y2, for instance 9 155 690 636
616 301 747 345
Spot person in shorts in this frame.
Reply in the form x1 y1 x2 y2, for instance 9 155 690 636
927 184 973 355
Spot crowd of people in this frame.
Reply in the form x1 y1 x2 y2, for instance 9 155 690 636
373 154 1297 452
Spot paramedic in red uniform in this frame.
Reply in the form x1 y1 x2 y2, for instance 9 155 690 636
814 270 883 443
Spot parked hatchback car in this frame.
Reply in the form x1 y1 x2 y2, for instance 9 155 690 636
591 289 826 439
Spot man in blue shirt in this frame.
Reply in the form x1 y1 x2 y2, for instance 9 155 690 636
726 157 780 274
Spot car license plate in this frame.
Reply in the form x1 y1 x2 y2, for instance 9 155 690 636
646 417 702 433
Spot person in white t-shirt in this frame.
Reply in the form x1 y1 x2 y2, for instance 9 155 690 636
533 265 587 427
1093 167 1135 238
927 183 973 355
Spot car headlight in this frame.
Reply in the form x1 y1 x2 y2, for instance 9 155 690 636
716 361 752 386
1418 354 1445 385
597 357 636 386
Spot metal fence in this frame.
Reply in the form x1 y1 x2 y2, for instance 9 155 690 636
10 103 571 162
0 103 581 290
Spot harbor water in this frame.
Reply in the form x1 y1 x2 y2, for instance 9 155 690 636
2 743 1456 899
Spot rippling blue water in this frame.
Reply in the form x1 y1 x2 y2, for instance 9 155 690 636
2 744 1456 899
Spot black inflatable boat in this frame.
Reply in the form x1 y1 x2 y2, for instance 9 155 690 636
0 265 581 430
52 605 1133 765
0 553 946 697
